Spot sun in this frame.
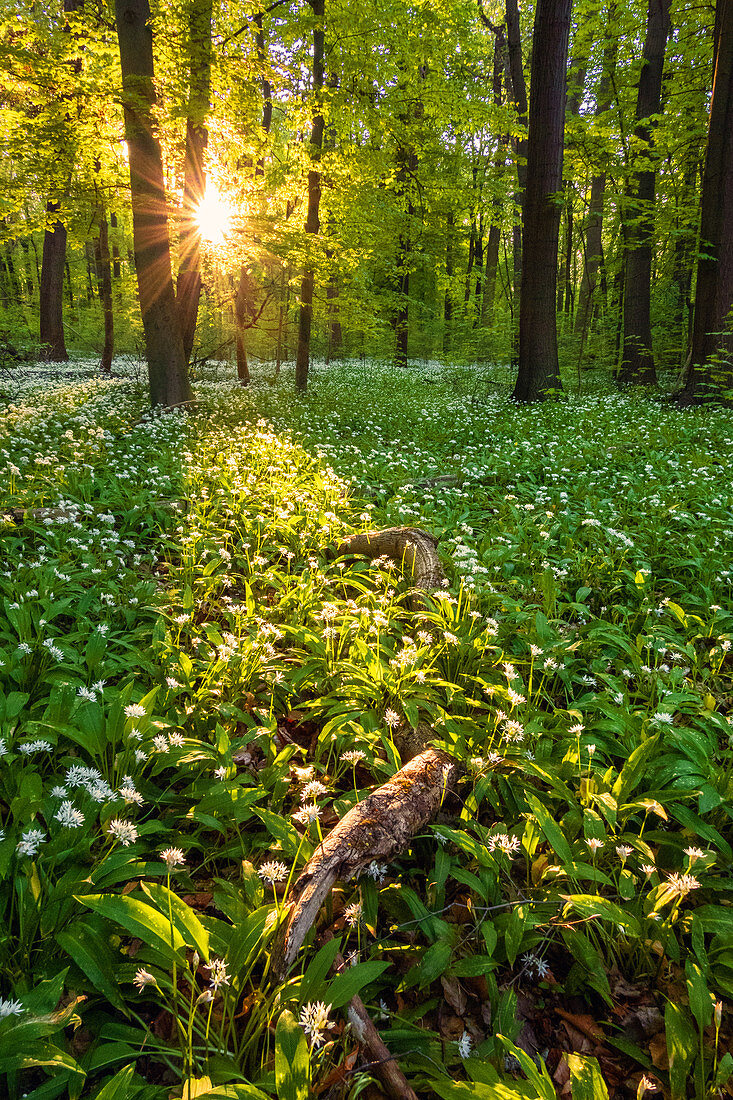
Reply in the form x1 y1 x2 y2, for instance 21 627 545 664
195 186 234 245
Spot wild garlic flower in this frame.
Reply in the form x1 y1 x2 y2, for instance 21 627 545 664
108 819 139 847
132 968 156 991
457 1031 473 1059
0 998 24 1018
293 803 321 826
344 901 363 926
124 703 146 719
340 750 366 765
665 872 700 898
16 827 46 857
258 860 288 884
487 833 521 857
384 708 401 729
586 838 604 853
160 847 186 871
206 958 230 990
54 801 85 828
299 1001 332 1047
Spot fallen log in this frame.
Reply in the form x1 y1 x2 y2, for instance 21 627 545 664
271 742 462 980
331 949 419 1100
334 526 445 608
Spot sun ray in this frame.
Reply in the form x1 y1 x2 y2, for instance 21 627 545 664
195 186 234 245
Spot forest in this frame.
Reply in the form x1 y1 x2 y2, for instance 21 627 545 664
1 0 733 1096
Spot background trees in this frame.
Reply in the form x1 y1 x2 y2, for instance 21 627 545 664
0 0 720 402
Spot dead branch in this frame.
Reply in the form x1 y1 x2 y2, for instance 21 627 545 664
331 949 419 1100
270 745 462 980
335 526 445 607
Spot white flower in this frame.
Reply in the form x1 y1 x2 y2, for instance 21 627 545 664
19 740 53 755
340 750 367 765
16 827 46 857
487 833 521 857
616 845 633 863
118 786 144 806
258 860 288 884
299 1001 332 1047
384 708 400 729
586 838 604 853
124 703 146 719
301 780 328 802
665 872 700 898
457 1030 473 1058
344 901 362 926
55 801 85 828
214 765 228 780
293 802 321 826
0 998 24 1018
652 711 674 725
160 846 186 871
152 734 169 753
132 968 156 990
168 732 185 747
108 819 139 847
206 958 229 990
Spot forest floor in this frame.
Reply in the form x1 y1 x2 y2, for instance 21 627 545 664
1 356 732 1100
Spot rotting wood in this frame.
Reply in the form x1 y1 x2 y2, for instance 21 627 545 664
331 948 419 1100
271 743 462 980
334 525 445 608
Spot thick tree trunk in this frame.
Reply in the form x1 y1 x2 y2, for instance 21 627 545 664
513 0 571 401
115 0 191 407
177 0 213 365
40 204 68 361
678 0 733 402
94 215 114 372
618 0 671 386
295 0 325 391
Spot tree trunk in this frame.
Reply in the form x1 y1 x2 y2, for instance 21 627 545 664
115 0 191 407
177 0 213 364
444 212 454 354
678 0 733 402
235 265 256 384
94 215 114 372
482 26 507 329
506 0 528 364
513 0 571 401
618 0 671 385
40 204 69 361
295 0 325 391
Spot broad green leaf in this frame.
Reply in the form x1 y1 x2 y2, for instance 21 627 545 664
76 893 185 960
298 938 341 1004
140 881 210 961
327 960 390 1008
685 960 713 1031
56 920 127 1014
561 894 640 937
93 1066 139 1100
567 1054 610 1100
497 1036 555 1100
275 1009 310 1100
525 793 573 864
665 1001 696 1100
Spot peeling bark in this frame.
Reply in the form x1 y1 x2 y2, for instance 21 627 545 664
271 746 462 980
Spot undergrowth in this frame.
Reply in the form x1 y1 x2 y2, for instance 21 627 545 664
0 359 731 1099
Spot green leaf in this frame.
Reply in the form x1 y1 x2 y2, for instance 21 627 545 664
93 1066 139 1100
327 960 390 1008
685 960 712 1031
612 734 660 803
497 1035 556 1100
140 881 210 962
298 938 341 1004
525 793 573 864
252 807 313 859
75 893 185 961
566 1054 610 1100
275 1009 310 1100
665 1001 696 1100
198 1088 271 1100
561 894 640 937
56 919 127 1014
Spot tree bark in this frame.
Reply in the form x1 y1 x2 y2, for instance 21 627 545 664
177 0 213 365
444 211 454 354
115 0 191 407
576 8 618 333
40 204 69 361
678 0 733 402
618 0 671 385
513 0 571 401
295 0 325 391
506 0 528 364
94 215 114 372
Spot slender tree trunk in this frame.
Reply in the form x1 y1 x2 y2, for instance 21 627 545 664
295 0 325 391
115 0 191 407
94 215 114 372
483 26 507 329
444 212 454 355
177 0 213 364
618 0 671 385
513 0 571 401
506 0 528 364
235 265 255 384
40 204 69 361
678 0 733 402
